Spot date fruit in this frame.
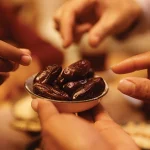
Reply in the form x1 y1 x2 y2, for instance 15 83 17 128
33 59 106 101
72 77 105 100
33 83 70 100
34 64 62 85
57 60 91 85
63 79 87 96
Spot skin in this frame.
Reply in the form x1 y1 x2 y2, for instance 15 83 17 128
0 40 32 84
0 2 64 69
111 51 150 102
0 1 63 100
54 0 141 48
32 99 139 150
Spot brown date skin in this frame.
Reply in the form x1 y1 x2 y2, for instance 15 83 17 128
86 68 94 78
33 60 106 101
63 79 88 96
57 60 91 86
72 77 105 100
34 64 62 85
33 82 70 100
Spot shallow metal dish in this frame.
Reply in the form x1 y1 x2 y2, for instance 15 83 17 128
25 74 109 113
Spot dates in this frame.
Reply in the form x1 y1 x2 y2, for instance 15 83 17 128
33 83 70 100
57 60 92 85
72 77 105 100
63 79 88 96
34 64 62 85
33 60 106 101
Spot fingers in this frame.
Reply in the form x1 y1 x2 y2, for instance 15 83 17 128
118 77 150 102
0 41 32 66
89 12 121 47
61 12 75 48
92 104 139 149
32 99 111 150
111 52 150 101
111 52 150 74
73 23 92 43
54 6 75 48
0 57 18 72
31 99 59 125
75 23 92 35
92 104 112 122
54 0 95 48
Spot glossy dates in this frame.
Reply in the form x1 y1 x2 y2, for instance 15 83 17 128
73 77 105 100
57 60 92 86
33 83 70 100
63 79 88 96
33 60 106 101
34 64 62 84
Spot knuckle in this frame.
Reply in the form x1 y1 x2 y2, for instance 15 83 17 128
135 80 150 100
140 81 150 100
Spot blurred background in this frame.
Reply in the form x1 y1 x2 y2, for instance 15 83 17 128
0 0 150 150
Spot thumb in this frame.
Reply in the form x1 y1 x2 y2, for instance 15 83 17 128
31 99 59 125
118 77 150 102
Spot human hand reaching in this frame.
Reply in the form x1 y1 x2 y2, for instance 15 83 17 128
0 40 32 85
54 0 141 47
112 51 150 102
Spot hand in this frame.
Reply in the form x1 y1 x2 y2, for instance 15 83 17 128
32 99 139 150
0 3 64 69
0 40 32 84
54 0 141 48
111 51 150 102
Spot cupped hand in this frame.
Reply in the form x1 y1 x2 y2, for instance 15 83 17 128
54 0 141 47
32 99 139 150
111 51 150 102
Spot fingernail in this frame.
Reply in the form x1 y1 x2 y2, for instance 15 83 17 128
31 99 39 111
20 55 32 66
118 79 135 94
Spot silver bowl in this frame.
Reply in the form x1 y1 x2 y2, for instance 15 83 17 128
25 74 109 113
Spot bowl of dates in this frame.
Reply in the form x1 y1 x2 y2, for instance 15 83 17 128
25 60 108 113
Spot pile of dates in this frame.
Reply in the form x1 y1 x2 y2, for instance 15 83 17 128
33 60 106 101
